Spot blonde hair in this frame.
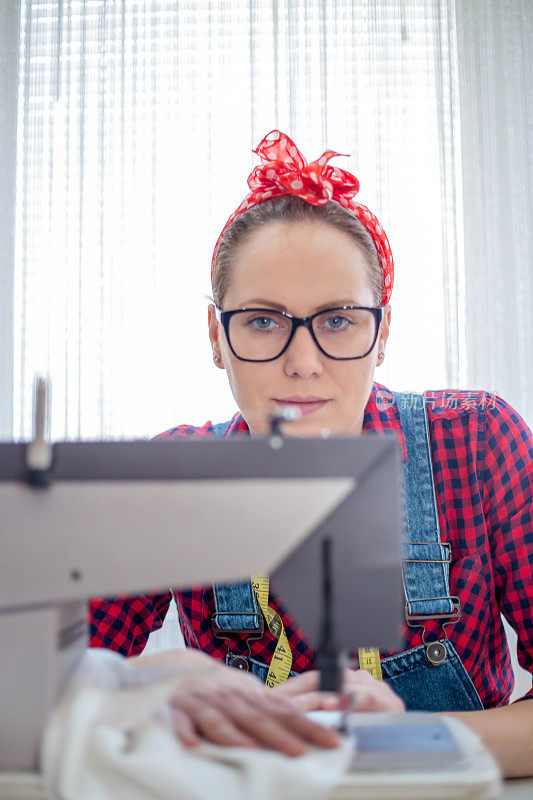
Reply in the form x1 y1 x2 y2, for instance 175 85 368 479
212 195 383 308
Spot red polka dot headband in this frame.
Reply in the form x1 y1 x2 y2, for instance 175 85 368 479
211 130 394 306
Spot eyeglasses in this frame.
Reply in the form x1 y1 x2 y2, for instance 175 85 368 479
215 305 383 362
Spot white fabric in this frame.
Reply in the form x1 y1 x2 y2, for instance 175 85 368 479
41 650 351 800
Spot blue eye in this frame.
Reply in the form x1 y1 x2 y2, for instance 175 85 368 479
251 316 276 329
324 315 351 329
239 310 289 334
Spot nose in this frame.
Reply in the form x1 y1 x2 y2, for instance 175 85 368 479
283 324 324 379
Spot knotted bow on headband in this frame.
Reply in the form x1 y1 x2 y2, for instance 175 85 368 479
211 130 394 306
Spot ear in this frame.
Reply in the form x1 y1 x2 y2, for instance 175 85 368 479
207 304 224 368
378 304 391 351
207 303 218 347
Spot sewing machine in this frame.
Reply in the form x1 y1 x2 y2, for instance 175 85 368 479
0 382 403 774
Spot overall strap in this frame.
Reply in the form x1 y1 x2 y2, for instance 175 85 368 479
393 392 455 617
211 418 263 634
212 582 263 634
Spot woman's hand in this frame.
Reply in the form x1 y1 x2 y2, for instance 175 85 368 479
167 663 342 756
133 650 341 754
273 668 405 713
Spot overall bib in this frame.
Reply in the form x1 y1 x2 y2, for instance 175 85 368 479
210 392 484 712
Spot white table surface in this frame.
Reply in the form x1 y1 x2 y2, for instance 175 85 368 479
1 774 532 799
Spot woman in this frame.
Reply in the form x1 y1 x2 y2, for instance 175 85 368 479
90 131 533 775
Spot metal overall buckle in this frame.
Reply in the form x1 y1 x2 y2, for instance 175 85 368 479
405 596 462 665
211 612 265 672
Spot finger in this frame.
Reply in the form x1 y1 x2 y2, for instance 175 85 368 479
250 691 341 750
291 691 342 712
272 671 319 696
276 706 342 749
190 700 260 748
349 685 405 713
343 668 379 687
172 692 259 748
169 707 202 748
215 689 310 756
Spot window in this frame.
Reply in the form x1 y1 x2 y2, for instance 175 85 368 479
13 0 462 439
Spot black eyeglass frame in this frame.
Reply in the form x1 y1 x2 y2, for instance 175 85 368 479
215 305 384 362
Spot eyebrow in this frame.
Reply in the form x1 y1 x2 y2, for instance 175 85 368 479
243 298 365 312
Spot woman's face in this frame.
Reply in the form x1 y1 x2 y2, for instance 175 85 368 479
208 220 391 438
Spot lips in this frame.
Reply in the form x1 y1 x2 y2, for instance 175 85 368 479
273 397 330 416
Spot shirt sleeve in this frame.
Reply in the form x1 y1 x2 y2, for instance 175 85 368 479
89 591 172 656
89 425 211 656
483 394 533 700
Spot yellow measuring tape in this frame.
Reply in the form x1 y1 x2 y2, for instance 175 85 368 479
251 575 382 685
251 574 292 687
358 646 383 680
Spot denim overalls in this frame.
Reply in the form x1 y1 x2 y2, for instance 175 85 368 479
211 392 484 712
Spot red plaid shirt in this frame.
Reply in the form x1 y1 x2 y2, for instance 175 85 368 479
89 382 533 707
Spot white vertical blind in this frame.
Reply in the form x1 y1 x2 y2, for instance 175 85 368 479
0 0 20 441
455 0 533 427
14 0 463 440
